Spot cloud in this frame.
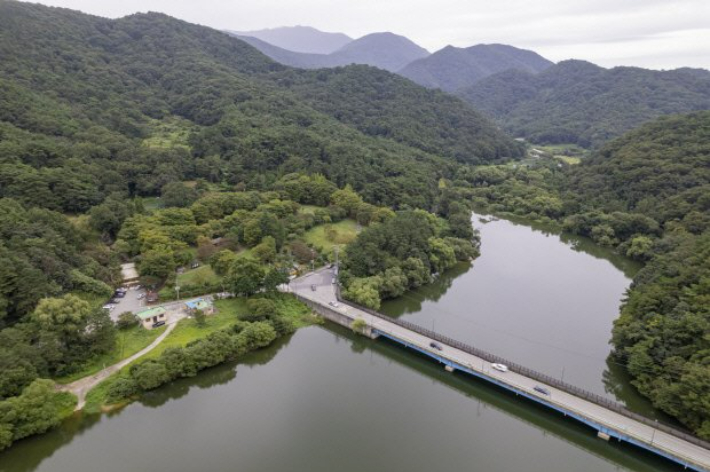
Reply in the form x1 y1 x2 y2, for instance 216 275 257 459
30 0 710 69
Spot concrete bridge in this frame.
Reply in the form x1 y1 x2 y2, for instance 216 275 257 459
289 267 710 472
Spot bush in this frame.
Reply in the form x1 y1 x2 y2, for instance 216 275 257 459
116 312 138 330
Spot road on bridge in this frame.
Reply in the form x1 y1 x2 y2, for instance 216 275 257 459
290 267 710 472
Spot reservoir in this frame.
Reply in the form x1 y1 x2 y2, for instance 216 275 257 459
0 214 680 472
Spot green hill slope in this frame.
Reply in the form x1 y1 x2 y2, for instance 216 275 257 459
459 60 710 147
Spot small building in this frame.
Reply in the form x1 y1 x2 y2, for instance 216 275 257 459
146 291 159 303
137 307 167 329
184 298 215 316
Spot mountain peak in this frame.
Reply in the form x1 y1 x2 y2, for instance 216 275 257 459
399 43 553 91
229 25 352 54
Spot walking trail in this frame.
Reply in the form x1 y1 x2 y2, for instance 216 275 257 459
60 322 177 410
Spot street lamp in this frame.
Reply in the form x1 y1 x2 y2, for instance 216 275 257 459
175 285 181 300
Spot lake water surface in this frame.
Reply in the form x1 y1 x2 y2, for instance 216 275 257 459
0 213 680 472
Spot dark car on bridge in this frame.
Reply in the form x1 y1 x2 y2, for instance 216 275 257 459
429 342 443 351
534 385 551 396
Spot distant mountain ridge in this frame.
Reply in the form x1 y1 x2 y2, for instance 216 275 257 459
229 26 352 54
229 31 429 73
399 43 553 91
459 59 710 147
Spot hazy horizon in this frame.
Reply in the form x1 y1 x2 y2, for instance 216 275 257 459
21 0 710 70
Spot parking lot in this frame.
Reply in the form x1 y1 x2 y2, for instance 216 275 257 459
104 286 148 321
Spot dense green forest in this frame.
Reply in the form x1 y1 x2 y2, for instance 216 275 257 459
0 0 525 449
0 0 708 448
459 112 710 437
459 60 710 147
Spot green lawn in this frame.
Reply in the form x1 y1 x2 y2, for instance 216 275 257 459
302 219 359 255
141 298 247 360
177 264 221 286
55 325 165 384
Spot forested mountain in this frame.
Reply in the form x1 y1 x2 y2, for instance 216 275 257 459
399 44 553 92
228 26 352 54
229 31 429 73
459 60 710 147
564 111 710 228
0 0 520 321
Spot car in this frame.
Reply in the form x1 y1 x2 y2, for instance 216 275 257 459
429 342 443 351
328 301 340 308
491 363 508 373
310 284 317 291
331 278 337 284
137 293 145 300
534 385 551 396
152 321 166 328
102 304 115 311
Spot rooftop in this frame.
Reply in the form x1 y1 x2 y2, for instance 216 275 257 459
136 306 167 320
185 298 212 310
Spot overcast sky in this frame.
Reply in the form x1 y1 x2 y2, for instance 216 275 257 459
32 0 710 69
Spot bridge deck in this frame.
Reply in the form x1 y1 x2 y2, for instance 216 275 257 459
289 268 710 472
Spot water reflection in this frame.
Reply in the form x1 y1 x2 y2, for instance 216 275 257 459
380 212 657 418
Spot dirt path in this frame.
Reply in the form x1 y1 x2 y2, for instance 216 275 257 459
60 322 177 410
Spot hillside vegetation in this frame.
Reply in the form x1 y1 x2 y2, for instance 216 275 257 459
460 60 710 147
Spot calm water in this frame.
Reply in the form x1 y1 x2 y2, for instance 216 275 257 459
381 213 659 415
0 213 681 471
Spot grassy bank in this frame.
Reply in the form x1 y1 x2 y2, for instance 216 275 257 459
55 326 165 384
83 294 315 413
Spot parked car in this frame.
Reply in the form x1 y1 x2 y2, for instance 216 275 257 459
102 304 115 311
137 293 145 300
331 278 337 284
152 321 166 328
328 301 340 308
491 363 508 373
310 284 317 291
429 342 443 351
534 385 551 396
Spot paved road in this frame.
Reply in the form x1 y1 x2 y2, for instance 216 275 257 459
290 268 710 472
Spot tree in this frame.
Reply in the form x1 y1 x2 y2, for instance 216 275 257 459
351 318 367 334
161 182 198 208
117 312 138 330
140 244 176 278
226 257 264 296
343 277 382 310
130 360 170 390
264 268 289 292
253 236 276 263
193 309 206 326
240 322 277 350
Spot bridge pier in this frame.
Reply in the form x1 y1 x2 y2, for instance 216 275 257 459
445 365 455 372
597 431 611 441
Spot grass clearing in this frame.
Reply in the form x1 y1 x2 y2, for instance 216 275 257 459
303 219 359 255
177 264 221 286
55 325 165 384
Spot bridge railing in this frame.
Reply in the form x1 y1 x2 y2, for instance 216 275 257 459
331 284 710 451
